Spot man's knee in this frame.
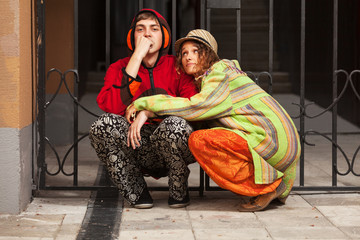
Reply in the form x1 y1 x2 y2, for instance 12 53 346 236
162 115 188 125
161 116 193 135
90 113 127 135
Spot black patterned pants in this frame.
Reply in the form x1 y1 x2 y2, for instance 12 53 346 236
89 113 195 204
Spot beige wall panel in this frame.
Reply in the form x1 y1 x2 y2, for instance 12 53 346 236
0 0 20 128
19 0 33 128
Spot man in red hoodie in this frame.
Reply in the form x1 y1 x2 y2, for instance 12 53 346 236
89 9 198 209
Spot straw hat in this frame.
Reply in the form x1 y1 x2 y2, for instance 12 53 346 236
175 29 218 57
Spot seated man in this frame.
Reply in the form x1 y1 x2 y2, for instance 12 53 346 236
89 9 198 209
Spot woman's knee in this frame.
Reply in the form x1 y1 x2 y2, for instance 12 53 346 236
188 129 207 151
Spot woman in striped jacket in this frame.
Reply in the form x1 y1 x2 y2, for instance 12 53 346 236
126 29 301 211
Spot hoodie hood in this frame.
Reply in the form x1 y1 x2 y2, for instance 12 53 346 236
127 9 171 58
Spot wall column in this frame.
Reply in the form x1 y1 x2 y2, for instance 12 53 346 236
0 0 33 214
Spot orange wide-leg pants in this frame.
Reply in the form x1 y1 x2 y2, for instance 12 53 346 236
188 129 281 196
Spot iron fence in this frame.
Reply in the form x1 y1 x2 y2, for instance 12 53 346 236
34 0 360 193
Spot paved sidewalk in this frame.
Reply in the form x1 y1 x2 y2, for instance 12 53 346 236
119 191 360 240
1 190 360 239
0 191 90 240
1 93 359 239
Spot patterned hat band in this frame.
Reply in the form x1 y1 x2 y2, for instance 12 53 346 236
188 36 211 47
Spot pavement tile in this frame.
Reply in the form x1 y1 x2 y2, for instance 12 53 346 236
56 214 85 240
316 205 360 216
255 199 337 229
189 210 260 229
257 214 334 228
0 197 89 240
122 205 188 220
25 198 89 215
120 200 191 232
118 229 195 240
187 198 241 212
0 213 64 238
120 219 191 231
338 226 360 239
0 238 53 240
267 226 350 239
186 192 245 212
301 193 360 206
193 228 271 240
121 209 188 221
322 214 360 228
256 204 321 218
120 209 191 231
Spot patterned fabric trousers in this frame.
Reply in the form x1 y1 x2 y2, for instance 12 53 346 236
89 113 195 204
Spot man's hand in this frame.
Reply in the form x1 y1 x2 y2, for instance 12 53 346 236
133 35 152 60
124 36 152 80
127 110 156 149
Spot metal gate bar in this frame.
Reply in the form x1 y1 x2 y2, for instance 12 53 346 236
331 0 338 187
299 0 306 188
36 0 46 190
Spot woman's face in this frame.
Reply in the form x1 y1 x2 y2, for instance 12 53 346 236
181 41 200 76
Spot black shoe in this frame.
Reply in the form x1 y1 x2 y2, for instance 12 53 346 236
134 189 153 209
168 192 190 208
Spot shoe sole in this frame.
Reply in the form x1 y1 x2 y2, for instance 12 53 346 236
134 203 153 209
276 195 288 204
168 202 190 208
238 181 286 212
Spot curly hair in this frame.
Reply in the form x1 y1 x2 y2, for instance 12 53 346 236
176 40 219 77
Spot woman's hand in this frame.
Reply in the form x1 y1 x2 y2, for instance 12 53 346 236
127 110 156 149
125 104 137 123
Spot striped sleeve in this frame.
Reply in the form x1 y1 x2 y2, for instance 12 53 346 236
133 65 234 121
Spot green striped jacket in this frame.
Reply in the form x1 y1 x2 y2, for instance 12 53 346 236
134 59 301 197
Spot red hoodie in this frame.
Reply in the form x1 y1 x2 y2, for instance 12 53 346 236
96 9 198 115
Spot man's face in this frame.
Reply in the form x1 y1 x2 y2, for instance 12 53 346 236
134 19 163 54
